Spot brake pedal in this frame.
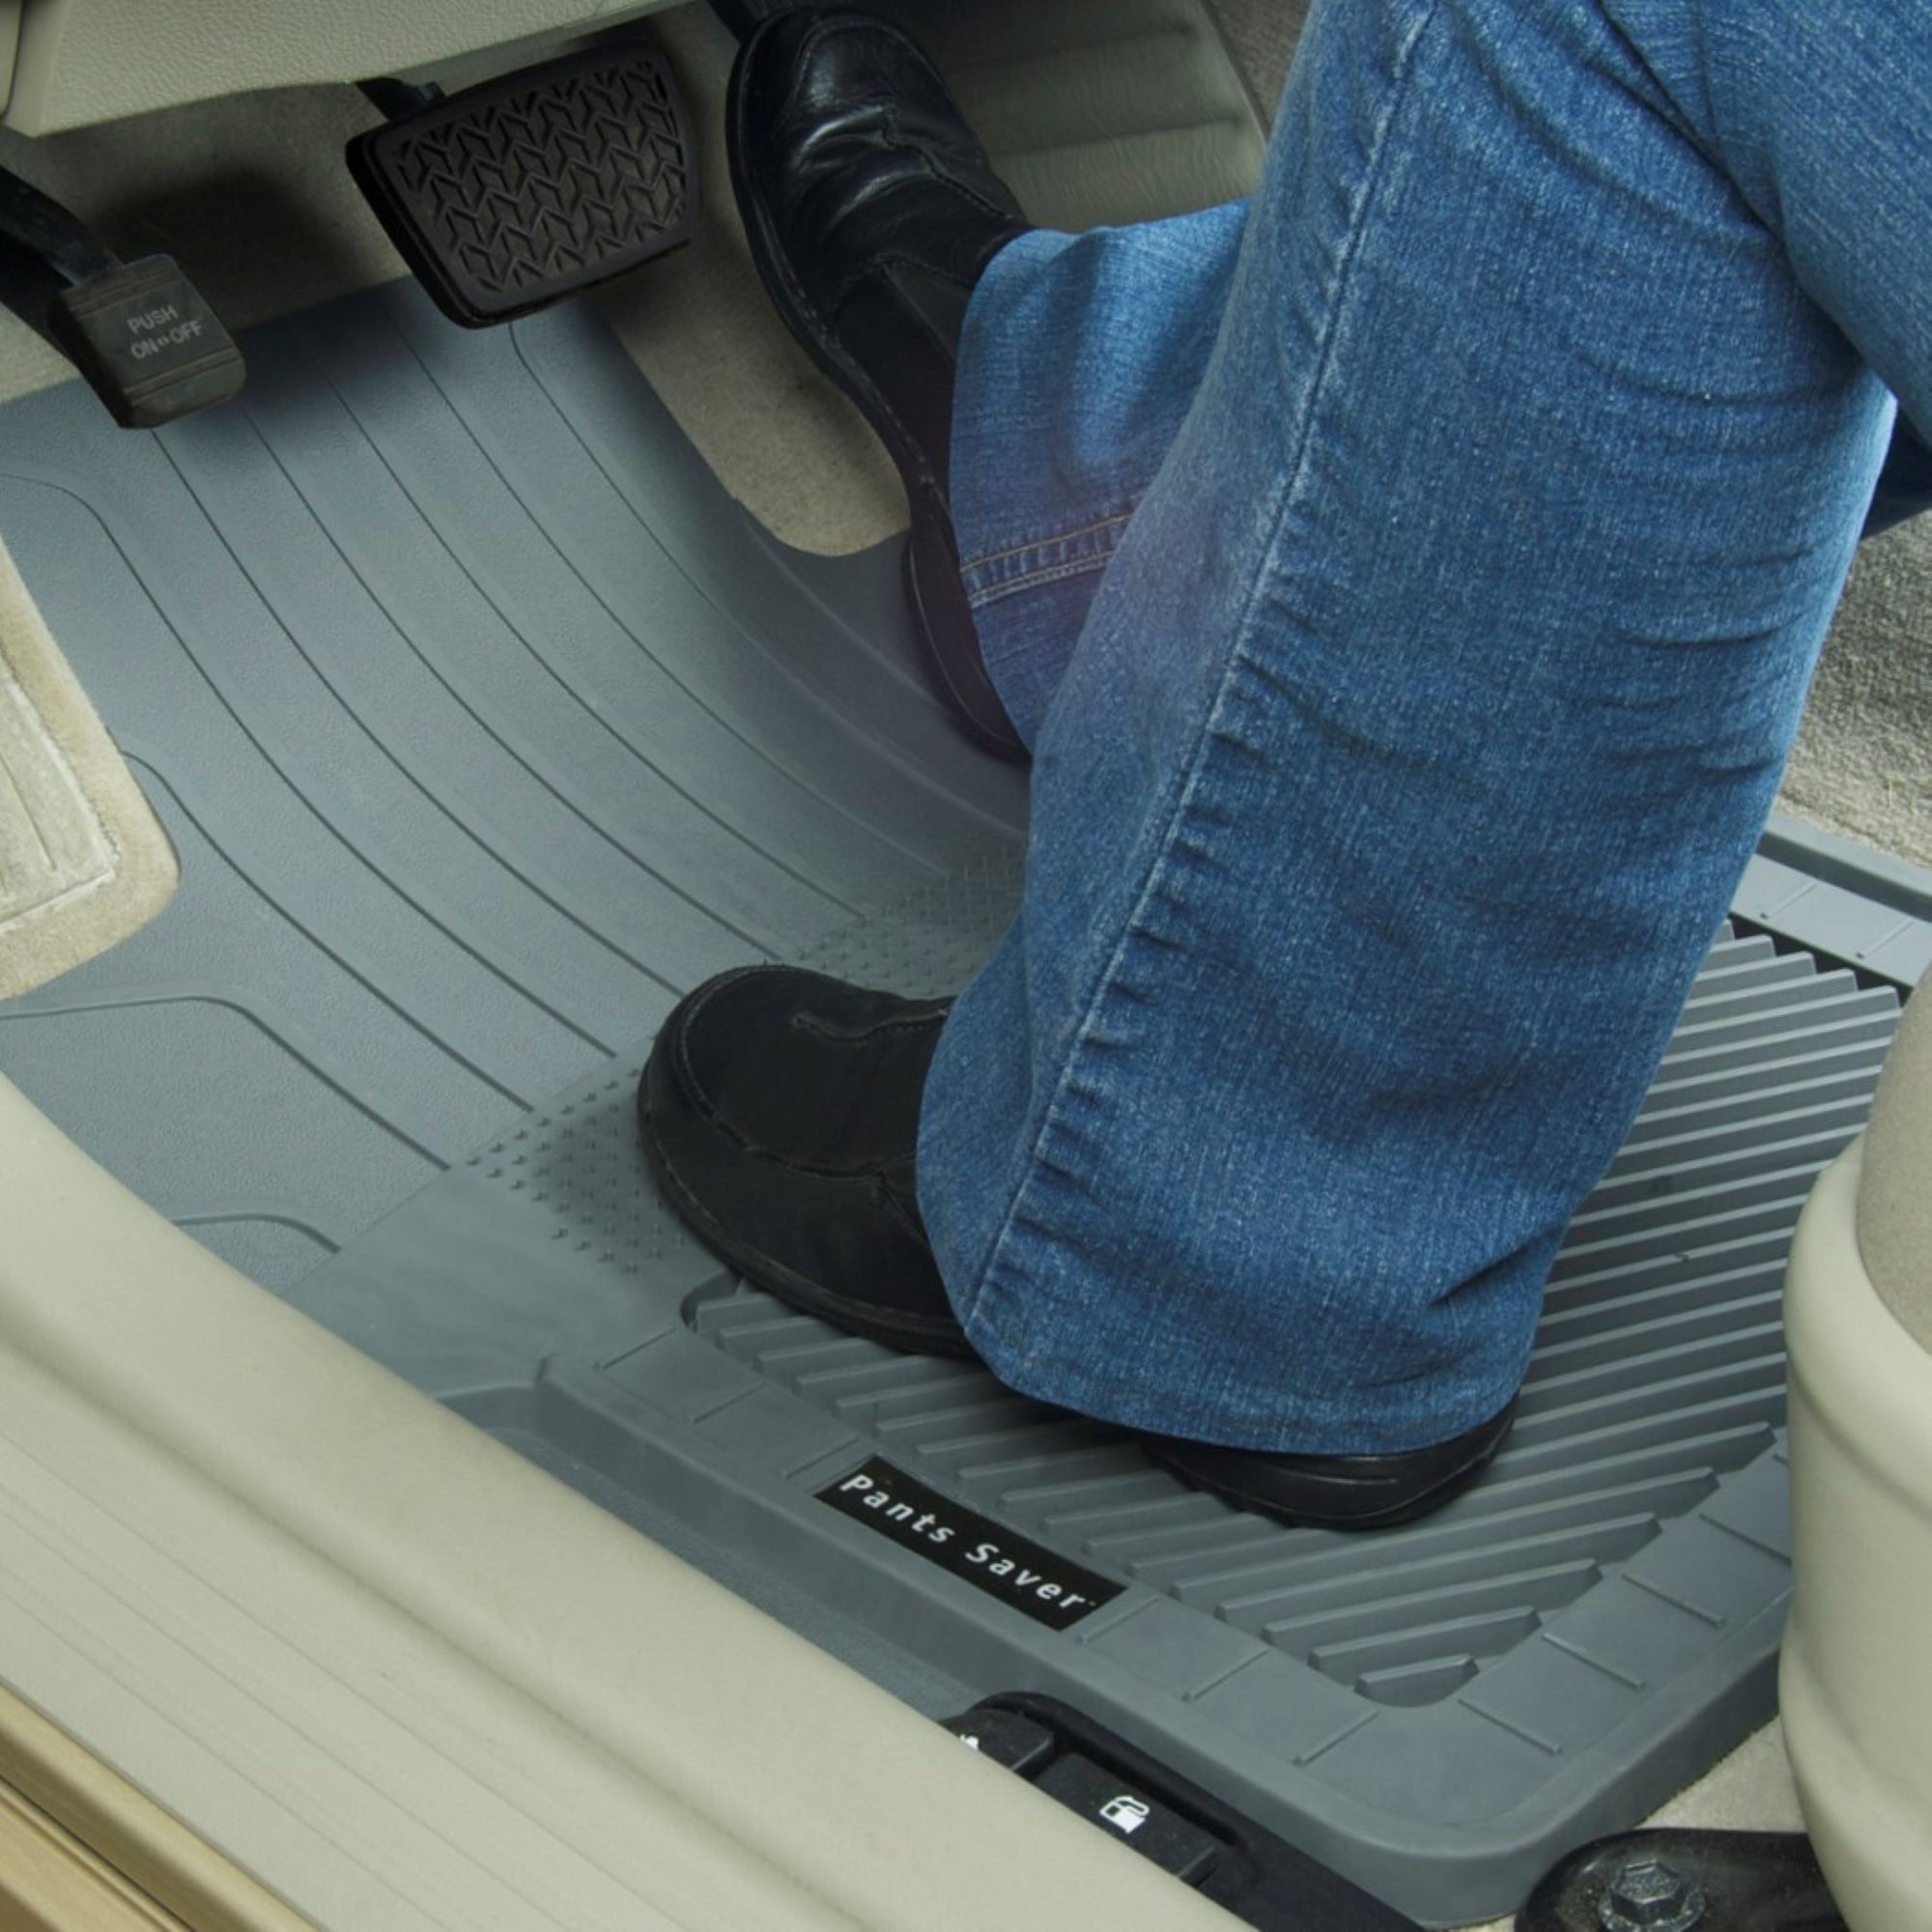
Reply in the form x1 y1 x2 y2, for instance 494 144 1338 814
0 165 245 428
348 35 697 327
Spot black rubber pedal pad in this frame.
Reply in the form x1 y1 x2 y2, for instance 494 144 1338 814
349 38 696 327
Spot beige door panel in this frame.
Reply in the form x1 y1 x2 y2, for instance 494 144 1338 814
0 1072 1237 1932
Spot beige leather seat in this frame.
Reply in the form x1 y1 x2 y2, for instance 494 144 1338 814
1783 981 1932 1932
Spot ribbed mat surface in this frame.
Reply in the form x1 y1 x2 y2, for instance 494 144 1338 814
0 283 1025 1285
696 923 1895 1715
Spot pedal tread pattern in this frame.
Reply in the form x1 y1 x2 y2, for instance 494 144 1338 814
354 43 696 325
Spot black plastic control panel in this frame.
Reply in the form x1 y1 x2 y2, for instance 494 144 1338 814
941 1693 1424 1931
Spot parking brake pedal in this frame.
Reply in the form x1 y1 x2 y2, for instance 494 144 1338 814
0 166 245 428
348 35 696 327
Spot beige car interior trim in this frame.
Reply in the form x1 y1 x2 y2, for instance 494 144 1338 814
0 1683 310 1932
0 532 179 1000
4 0 665 132
0 1071 1237 1932
1 1757 203 1932
1781 1139 1932 1932
1854 980 1932 1350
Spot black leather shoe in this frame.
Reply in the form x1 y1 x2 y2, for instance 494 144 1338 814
642 963 1518 1528
727 9 1031 761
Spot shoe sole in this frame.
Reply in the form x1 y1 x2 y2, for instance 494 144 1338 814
1146 1403 1517 1533
725 16 1027 762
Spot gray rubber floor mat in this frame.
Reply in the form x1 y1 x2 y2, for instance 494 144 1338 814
0 280 1026 1283
307 903 1895 1927
0 286 1906 1925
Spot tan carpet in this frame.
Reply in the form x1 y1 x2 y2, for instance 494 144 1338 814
0 535 177 999
594 4 907 555
1788 517 1932 869
0 82 403 996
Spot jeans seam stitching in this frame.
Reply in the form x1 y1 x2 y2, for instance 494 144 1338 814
966 553 1117 611
959 509 1136 575
956 0 1446 1336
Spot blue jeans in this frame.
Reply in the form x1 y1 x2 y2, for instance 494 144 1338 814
915 0 1932 1456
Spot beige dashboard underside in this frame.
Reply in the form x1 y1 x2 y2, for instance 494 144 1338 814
1 0 668 133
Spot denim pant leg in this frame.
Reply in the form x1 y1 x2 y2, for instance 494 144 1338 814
919 0 1930 1457
949 203 1249 746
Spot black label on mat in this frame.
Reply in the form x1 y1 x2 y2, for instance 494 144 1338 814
816 1457 1123 1630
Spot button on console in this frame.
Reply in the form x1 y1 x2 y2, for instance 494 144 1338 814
943 1707 1057 1775
1036 1752 1223 1882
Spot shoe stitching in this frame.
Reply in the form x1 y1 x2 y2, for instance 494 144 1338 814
744 29 933 471
645 1104 962 1342
882 134 1029 231
665 964 772 1116
758 213 930 485
770 13 875 126
790 1004 950 1042
766 9 1011 226
829 245 972 303
825 261 965 417
666 1082 919 1180
826 249 977 337
873 53 1026 232
876 1175 935 1248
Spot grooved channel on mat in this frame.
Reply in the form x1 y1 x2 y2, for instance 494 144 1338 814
0 283 1025 1279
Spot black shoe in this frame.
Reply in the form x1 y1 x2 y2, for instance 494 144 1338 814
641 964 1518 1528
1144 1402 1518 1533
726 9 1031 761
641 965 976 1355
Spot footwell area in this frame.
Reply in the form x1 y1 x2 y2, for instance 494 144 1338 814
314 888 1891 1925
0 286 1905 1926
0 281 1026 1281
